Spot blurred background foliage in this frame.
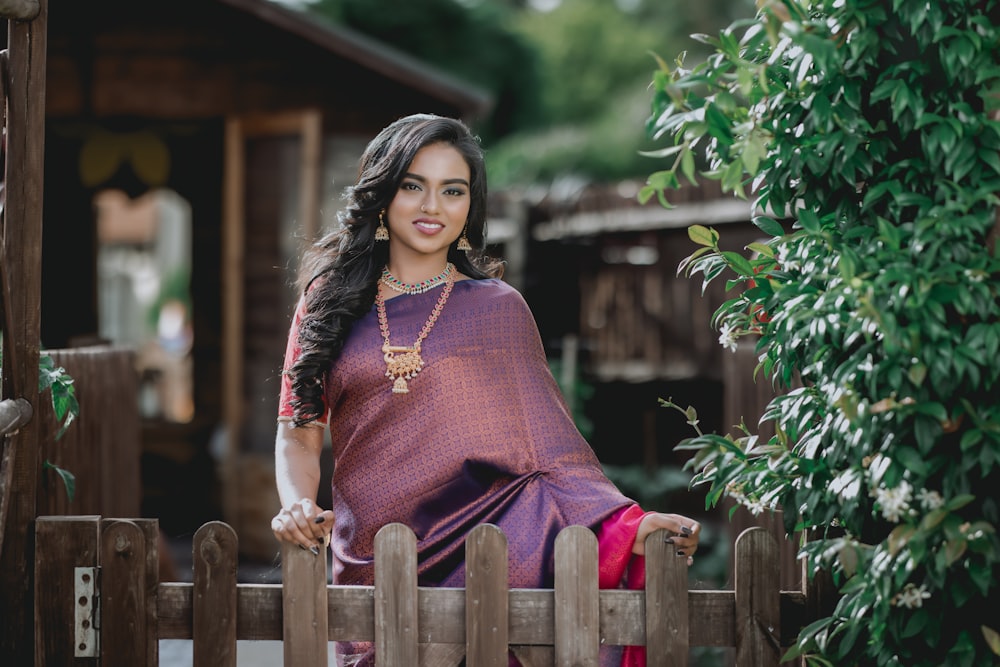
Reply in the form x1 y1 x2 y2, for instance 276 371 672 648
288 0 755 187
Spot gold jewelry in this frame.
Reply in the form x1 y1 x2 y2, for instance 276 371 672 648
380 263 454 295
375 209 389 241
456 226 472 252
375 271 455 394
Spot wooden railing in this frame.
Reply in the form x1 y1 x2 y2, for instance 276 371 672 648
35 516 809 666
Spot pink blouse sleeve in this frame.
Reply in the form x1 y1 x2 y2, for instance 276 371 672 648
597 503 651 667
277 294 328 425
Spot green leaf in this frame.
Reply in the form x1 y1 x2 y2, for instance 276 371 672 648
680 148 698 185
752 216 785 237
721 250 755 277
982 626 1000 656
688 224 719 247
43 460 76 503
903 610 930 638
946 494 975 511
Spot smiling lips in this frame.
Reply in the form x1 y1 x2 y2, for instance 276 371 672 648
414 218 445 234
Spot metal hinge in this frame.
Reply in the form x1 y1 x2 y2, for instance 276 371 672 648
74 566 100 657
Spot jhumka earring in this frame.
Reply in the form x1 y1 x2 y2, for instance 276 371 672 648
375 210 389 241
456 225 472 252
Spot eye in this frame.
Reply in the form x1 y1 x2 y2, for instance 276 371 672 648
401 181 421 192
444 187 467 197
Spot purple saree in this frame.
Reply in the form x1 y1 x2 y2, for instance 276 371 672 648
280 278 638 664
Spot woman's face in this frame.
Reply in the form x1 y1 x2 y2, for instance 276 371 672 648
386 142 471 266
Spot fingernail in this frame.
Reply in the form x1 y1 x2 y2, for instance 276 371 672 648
298 544 307 551
314 516 326 524
309 545 320 556
664 537 675 544
681 526 692 536
677 551 686 556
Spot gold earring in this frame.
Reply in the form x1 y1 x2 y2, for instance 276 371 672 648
375 210 389 241
456 226 472 252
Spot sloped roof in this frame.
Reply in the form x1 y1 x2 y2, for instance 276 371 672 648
219 0 493 118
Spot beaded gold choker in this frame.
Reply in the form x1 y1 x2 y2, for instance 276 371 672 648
375 271 455 394
380 263 454 295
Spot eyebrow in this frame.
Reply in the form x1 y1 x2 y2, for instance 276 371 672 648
403 173 470 188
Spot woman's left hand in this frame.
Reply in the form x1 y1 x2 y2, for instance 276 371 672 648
633 512 701 565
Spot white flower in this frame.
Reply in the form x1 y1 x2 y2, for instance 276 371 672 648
916 488 944 511
874 480 913 523
744 498 766 516
894 583 931 609
718 322 739 353
776 244 801 272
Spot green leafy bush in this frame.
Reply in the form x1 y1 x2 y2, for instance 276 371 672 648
644 0 1000 664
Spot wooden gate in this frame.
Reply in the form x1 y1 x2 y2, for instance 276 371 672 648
35 517 807 666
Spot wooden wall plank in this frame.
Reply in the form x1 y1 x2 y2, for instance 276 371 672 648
194 522 239 667
374 523 418 666
554 526 599 666
465 524 507 667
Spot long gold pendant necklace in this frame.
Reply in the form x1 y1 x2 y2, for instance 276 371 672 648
375 266 456 394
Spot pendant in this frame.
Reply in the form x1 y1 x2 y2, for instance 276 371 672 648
383 344 424 394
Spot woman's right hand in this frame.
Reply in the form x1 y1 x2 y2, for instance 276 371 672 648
271 497 335 554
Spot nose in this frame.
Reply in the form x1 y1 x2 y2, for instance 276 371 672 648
420 192 440 214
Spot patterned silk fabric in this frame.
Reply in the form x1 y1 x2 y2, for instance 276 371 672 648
279 278 635 590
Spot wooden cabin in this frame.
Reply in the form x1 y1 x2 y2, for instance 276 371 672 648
27 0 491 557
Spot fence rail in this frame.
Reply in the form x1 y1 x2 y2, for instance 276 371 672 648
35 516 809 666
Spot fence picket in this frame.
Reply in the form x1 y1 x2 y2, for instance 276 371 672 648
735 527 780 667
646 528 689 667
100 519 148 667
466 524 508 667
34 516 100 666
375 523 419 666
554 525 600 666
282 534 330 666
193 521 238 667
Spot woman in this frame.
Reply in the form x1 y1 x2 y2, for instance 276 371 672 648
271 113 701 666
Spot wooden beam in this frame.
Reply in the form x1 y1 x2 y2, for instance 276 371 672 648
0 1 47 662
221 118 246 530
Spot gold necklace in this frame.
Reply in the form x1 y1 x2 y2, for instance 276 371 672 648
375 272 455 394
380 263 454 294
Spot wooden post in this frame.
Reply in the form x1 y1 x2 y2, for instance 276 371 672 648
34 516 101 666
0 1 38 20
735 528 780 666
281 534 329 666
193 522 239 667
0 1 47 663
465 524 508 667
554 525 600 666
374 523 418 667
646 528 689 667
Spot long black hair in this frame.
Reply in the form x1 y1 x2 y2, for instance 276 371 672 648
288 114 503 425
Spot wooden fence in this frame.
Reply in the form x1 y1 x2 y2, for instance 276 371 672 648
35 346 141 518
35 516 810 667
